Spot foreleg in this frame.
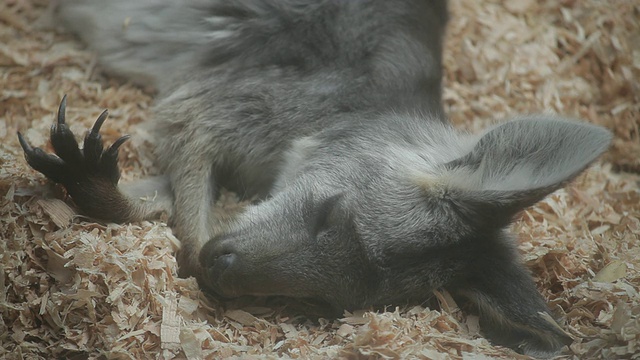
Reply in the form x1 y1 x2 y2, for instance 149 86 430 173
19 96 173 223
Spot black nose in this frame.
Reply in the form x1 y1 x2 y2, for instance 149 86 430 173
207 253 237 280
199 235 229 265
216 253 236 271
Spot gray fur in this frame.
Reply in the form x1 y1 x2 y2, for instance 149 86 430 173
44 0 612 357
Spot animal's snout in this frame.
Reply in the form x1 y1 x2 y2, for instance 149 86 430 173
208 253 237 278
199 238 237 280
197 236 245 297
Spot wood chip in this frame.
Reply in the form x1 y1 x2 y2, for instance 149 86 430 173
36 198 75 228
225 309 259 327
593 260 628 283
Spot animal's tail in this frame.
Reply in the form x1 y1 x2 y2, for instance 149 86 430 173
55 0 325 92
55 0 238 91
56 0 449 106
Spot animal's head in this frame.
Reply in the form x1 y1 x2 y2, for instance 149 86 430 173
199 115 610 304
199 115 609 356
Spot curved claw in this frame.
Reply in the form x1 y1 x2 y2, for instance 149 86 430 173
90 109 109 137
102 135 131 166
50 96 83 165
17 131 32 153
106 135 131 156
101 135 130 183
84 110 110 167
57 94 67 125
18 131 67 183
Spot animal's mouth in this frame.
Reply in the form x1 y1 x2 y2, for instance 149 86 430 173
198 254 239 298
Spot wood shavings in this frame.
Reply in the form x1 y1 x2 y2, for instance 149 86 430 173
503 0 534 15
593 260 629 283
36 198 74 228
161 292 181 353
225 309 260 327
1 0 639 359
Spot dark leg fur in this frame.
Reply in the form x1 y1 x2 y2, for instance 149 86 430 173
19 96 133 223
20 96 206 278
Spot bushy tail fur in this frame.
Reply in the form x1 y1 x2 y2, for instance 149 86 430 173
55 0 447 103
55 0 229 90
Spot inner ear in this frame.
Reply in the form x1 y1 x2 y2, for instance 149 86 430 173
309 193 344 236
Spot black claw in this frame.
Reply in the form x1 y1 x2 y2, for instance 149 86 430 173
106 135 131 156
17 131 32 153
50 97 83 164
57 95 67 125
90 109 109 136
29 148 66 180
101 135 130 183
18 131 67 183
84 110 109 166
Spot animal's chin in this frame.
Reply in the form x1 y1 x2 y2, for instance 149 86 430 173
201 276 279 300
200 272 238 299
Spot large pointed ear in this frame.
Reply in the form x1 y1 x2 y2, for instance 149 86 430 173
440 116 611 226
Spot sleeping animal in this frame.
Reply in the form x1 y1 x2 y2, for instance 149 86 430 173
19 0 611 357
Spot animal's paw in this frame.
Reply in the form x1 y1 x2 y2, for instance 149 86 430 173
18 95 131 221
